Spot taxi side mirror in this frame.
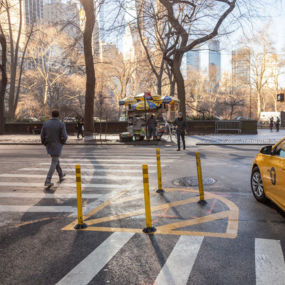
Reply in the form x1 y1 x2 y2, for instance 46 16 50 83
260 145 272 155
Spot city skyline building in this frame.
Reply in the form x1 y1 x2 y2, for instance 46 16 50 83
232 48 251 89
263 53 279 89
209 40 221 85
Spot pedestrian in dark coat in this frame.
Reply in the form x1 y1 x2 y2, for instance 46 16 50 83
269 117 274 132
173 112 189 151
276 116 280 132
147 114 157 140
40 109 68 187
77 119 84 139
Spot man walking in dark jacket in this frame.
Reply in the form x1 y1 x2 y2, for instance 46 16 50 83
147 114 157 140
173 112 189 151
40 109 68 187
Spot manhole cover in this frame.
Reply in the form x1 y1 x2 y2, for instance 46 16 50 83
172 177 216 187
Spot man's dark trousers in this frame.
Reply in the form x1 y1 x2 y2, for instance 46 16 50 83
177 134 185 149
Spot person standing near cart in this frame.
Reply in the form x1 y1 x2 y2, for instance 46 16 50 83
269 117 274 132
147 114 157 140
173 112 189 151
276 116 280 132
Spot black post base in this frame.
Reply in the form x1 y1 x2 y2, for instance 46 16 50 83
156 189 165 194
74 223 88 229
143 227 157 233
197 200 207 206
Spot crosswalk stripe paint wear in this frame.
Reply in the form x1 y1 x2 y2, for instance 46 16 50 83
255 238 285 285
40 163 164 167
0 174 142 180
154 236 204 285
0 182 135 189
19 168 157 173
56 232 135 285
0 193 102 199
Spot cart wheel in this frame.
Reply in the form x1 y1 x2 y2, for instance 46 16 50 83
135 135 140 141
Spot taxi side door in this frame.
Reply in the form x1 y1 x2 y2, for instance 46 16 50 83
262 139 285 208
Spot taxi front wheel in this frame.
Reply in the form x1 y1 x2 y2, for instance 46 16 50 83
251 167 268 203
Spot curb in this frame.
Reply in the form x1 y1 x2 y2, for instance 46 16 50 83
0 142 172 146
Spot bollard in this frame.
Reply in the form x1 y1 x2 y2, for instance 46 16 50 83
142 165 157 233
196 153 207 205
156 148 165 193
74 165 87 229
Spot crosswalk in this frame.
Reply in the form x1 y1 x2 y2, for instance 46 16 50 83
55 234 285 285
0 150 181 214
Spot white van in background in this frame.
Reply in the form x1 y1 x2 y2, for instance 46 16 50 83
259 112 280 123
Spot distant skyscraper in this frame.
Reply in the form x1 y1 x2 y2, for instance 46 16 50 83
209 40 221 85
187 48 200 71
232 48 250 88
24 0 44 25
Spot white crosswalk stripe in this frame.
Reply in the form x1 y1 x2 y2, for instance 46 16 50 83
0 182 135 189
0 174 142 180
255 238 285 285
56 232 135 285
19 168 156 173
154 236 204 285
39 163 164 166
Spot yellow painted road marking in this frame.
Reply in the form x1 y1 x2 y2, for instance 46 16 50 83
62 188 239 238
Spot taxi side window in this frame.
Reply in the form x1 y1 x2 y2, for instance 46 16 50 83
274 141 285 158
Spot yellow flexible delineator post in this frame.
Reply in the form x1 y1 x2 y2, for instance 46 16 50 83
156 148 165 193
196 153 207 205
74 165 87 229
142 165 156 233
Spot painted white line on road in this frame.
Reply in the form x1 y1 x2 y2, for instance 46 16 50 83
0 193 102 199
255 238 285 285
0 174 141 180
68 156 178 159
56 232 135 285
60 159 174 162
39 163 165 167
0 205 76 213
0 182 135 189
154 236 204 285
19 168 156 173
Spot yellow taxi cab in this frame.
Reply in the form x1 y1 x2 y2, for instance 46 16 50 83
251 138 285 209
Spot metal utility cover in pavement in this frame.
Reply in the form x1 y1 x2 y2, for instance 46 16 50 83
172 177 216 187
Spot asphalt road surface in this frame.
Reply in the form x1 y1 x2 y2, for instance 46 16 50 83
1 143 285 285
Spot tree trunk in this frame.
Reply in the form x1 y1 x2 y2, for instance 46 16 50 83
171 54 185 115
80 0 95 135
257 89 261 120
44 83 49 118
0 34 7 135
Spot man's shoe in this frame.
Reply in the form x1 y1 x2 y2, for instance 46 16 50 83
177 148 180 151
59 173 66 182
45 181 54 188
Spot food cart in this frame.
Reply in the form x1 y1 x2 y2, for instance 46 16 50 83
119 92 179 141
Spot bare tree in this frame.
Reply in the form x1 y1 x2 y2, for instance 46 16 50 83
79 0 96 137
1 0 35 119
0 25 7 134
241 27 277 119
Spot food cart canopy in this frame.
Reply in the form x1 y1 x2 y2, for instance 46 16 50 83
132 100 160 110
119 97 137 105
135 93 162 101
160 96 180 103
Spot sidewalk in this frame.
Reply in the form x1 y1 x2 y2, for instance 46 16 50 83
0 129 284 145
191 129 285 145
0 134 174 146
